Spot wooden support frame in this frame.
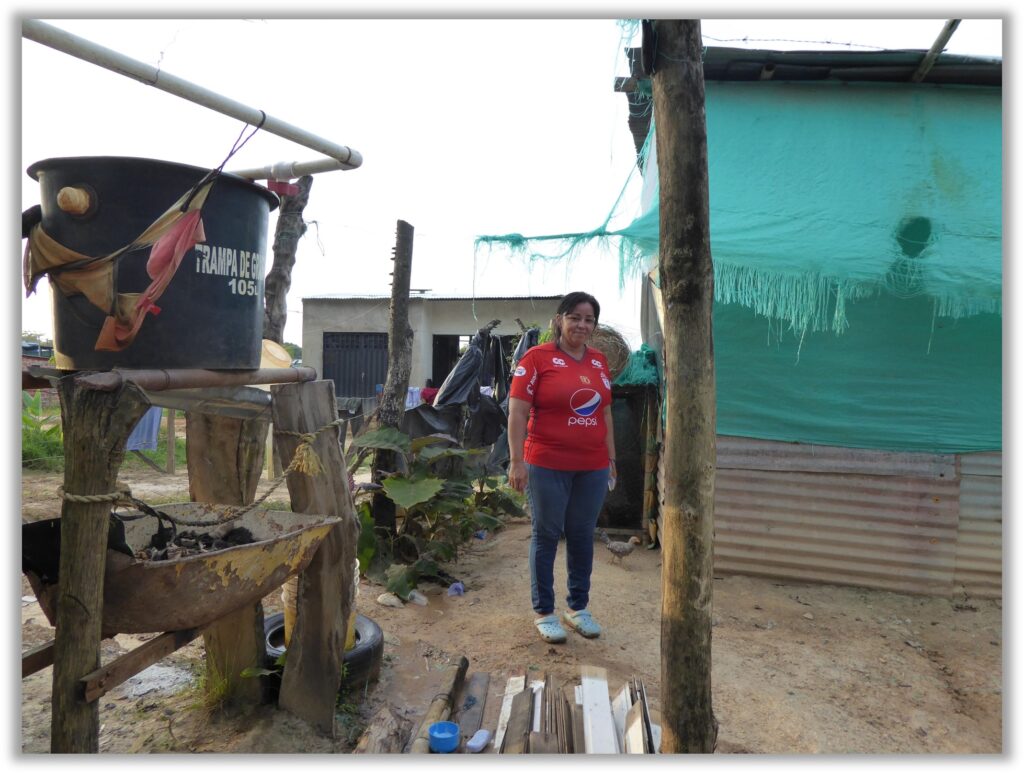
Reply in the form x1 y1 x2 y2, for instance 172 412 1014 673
29 371 358 752
80 628 203 703
22 641 56 678
24 627 204 699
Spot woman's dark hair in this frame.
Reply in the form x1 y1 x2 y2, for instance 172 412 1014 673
552 291 600 342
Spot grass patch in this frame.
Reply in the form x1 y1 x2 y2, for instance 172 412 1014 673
21 392 63 471
121 436 187 473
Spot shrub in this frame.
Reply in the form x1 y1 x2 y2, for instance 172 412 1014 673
22 391 64 471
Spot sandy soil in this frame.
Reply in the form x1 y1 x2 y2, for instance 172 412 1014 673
20 467 1002 754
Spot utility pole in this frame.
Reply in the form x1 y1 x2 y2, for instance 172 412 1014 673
649 19 719 753
371 220 415 533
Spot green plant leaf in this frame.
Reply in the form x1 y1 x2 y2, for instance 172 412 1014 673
350 426 412 454
384 563 417 600
423 539 455 562
474 511 503 530
410 434 457 454
382 476 444 509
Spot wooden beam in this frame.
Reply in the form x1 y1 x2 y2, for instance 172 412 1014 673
76 366 317 392
911 20 962 83
499 686 533 754
130 449 166 474
79 628 202 703
22 640 55 678
454 672 490 744
580 665 618 753
611 682 632 749
493 674 526 751
353 704 412 754
271 380 361 736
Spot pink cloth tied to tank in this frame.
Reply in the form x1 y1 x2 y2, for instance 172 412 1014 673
24 179 214 353
95 210 206 351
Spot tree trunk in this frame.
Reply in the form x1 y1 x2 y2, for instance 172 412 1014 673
371 220 415 533
263 175 314 344
651 18 719 753
51 378 150 753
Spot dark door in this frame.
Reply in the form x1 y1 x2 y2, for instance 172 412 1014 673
322 332 388 398
432 334 461 387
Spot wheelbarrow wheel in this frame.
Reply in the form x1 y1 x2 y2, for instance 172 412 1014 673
263 611 384 692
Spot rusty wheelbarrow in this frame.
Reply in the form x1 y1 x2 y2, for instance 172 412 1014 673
22 503 341 637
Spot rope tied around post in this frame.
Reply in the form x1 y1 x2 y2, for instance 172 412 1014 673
274 416 350 479
57 484 135 507
57 414 356 531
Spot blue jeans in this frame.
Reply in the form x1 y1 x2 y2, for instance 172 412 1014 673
527 464 610 615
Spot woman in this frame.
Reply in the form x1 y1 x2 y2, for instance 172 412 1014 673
507 291 616 643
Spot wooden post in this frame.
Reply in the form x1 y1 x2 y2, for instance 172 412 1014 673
271 380 360 736
263 175 313 344
166 408 176 474
185 412 269 710
51 377 149 753
641 387 660 543
371 220 415 533
650 18 719 753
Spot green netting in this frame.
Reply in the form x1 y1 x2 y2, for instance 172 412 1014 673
715 295 1001 453
625 83 1002 334
613 344 660 387
477 78 1002 453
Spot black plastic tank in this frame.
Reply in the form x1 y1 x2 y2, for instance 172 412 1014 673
26 156 279 370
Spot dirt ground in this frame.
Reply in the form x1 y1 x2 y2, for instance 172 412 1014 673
20 467 1003 755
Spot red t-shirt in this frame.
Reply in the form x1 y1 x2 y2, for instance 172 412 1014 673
509 342 613 471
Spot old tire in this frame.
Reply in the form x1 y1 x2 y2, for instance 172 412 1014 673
263 611 384 692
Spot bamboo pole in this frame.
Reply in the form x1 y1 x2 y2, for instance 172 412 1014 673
408 656 470 753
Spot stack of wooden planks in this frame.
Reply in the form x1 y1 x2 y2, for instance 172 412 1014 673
494 666 660 754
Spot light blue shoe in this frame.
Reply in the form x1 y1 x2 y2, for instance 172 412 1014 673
535 614 567 643
563 608 601 638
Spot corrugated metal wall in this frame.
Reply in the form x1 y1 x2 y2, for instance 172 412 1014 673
955 452 1002 598
656 435 1002 598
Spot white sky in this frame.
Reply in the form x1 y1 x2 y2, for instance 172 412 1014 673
14 11 1005 350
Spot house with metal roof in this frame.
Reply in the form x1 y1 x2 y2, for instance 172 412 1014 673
616 44 1002 598
301 292 561 399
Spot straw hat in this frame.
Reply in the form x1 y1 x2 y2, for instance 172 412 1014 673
589 325 631 380
261 339 291 369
